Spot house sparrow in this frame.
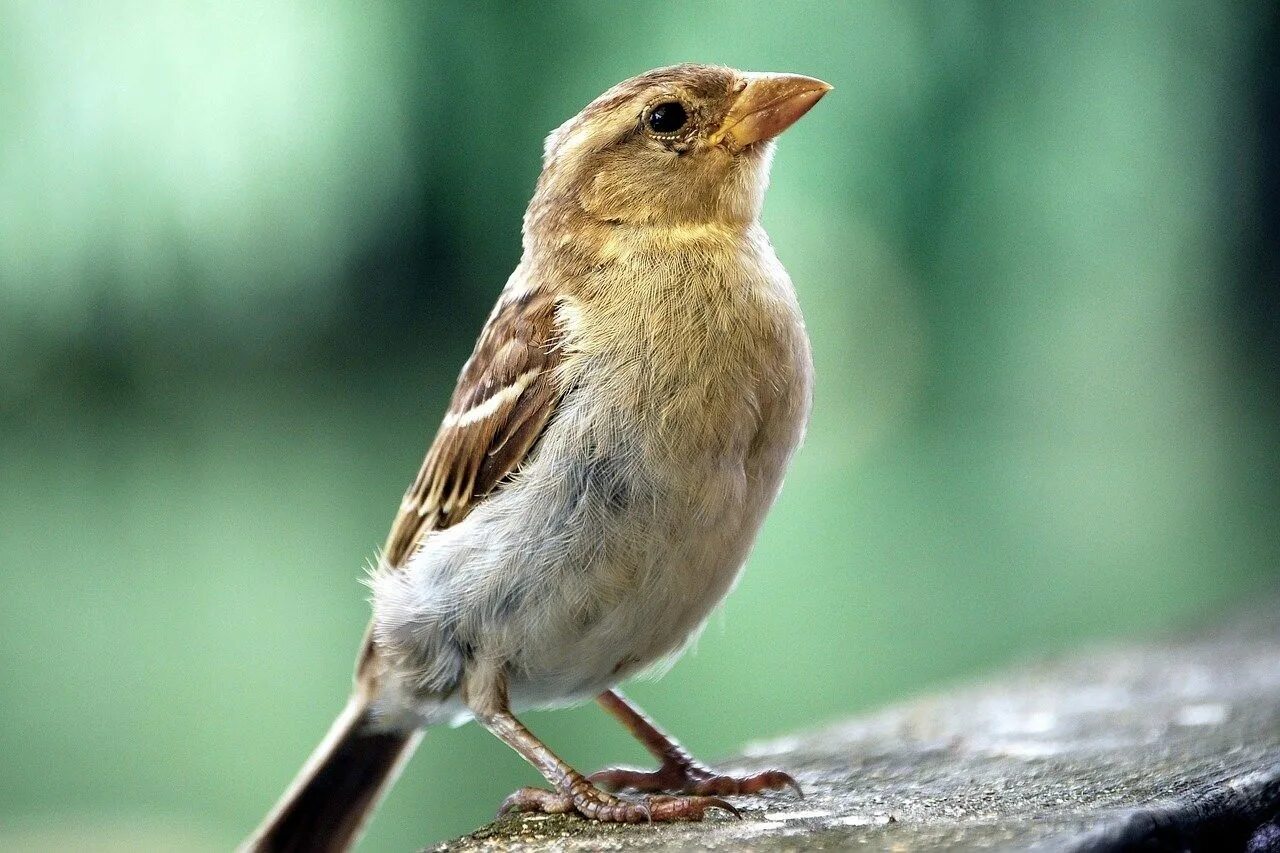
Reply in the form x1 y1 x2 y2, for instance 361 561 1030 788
244 63 830 852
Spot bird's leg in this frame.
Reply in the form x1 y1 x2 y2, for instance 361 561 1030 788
476 700 738 823
588 690 801 798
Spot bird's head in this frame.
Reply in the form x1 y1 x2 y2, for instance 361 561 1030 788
528 64 831 238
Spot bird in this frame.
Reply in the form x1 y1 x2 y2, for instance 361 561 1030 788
243 63 831 852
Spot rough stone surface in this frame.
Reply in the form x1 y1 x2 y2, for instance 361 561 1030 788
432 598 1280 852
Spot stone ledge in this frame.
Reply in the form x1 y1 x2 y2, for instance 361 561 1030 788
432 596 1280 852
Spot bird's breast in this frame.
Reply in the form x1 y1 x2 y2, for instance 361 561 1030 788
543 224 812 583
557 225 810 462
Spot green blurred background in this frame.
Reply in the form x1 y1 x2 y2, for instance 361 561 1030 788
3 2 1279 850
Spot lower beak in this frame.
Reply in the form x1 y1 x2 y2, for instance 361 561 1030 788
710 72 833 152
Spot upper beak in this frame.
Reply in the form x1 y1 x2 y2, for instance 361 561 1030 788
709 72 833 152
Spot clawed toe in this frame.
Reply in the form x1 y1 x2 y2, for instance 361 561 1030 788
648 793 740 820
588 763 802 798
498 782 739 823
588 766 677 793
499 786 577 817
692 768 803 798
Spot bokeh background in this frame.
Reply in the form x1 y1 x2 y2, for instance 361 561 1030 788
2 2 1278 850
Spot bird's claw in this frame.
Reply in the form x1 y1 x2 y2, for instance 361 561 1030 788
498 781 739 823
589 763 802 799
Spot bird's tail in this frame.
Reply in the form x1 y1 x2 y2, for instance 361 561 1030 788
241 694 422 853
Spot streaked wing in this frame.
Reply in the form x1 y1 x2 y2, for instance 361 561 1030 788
382 278 564 569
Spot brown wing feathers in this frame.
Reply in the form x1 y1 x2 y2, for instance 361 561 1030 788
382 284 563 568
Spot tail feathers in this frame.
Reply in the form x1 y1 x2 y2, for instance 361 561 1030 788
242 696 422 853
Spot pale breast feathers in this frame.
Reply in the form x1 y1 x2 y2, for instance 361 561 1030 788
382 280 566 568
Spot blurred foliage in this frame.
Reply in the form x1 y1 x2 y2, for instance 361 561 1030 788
1 2 1278 851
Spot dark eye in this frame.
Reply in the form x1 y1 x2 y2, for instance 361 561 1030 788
646 101 688 135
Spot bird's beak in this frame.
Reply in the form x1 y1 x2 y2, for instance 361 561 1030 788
709 72 833 152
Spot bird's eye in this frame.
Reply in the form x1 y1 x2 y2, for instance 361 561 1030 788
645 101 688 135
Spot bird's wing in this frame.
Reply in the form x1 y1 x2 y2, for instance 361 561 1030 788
382 280 566 569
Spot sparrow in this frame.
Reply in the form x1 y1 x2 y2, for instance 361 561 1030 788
244 63 830 852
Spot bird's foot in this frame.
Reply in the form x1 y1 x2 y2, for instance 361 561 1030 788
499 774 738 823
588 761 801 798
